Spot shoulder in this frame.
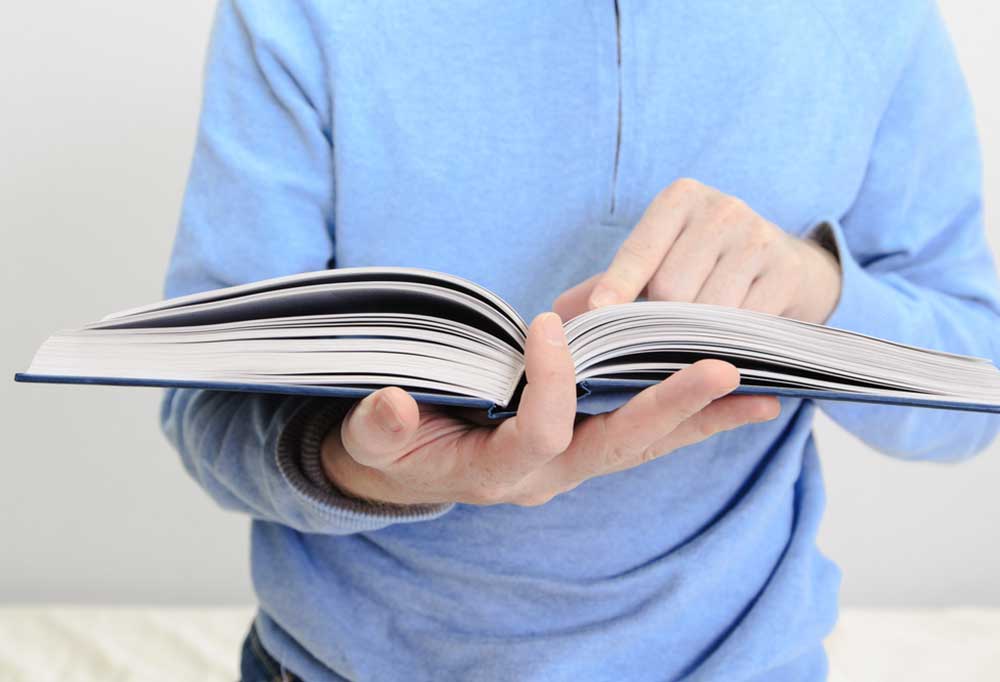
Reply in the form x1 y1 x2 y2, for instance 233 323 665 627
220 0 332 36
223 0 356 28
211 0 338 70
204 0 335 119
805 0 937 88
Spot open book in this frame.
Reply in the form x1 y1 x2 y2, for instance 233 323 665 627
15 266 1000 416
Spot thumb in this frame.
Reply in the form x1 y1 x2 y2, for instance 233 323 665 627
340 387 419 469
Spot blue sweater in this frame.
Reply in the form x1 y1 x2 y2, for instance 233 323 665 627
161 1 1000 680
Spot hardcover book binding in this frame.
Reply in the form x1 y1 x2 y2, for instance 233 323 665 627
15 266 1000 417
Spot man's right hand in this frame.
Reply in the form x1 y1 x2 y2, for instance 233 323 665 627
321 312 780 507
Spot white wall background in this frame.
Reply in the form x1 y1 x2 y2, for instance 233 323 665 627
1 2 998 607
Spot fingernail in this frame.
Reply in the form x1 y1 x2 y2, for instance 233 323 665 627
588 286 618 309
374 394 404 432
539 312 566 346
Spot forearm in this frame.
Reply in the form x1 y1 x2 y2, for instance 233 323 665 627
160 387 454 533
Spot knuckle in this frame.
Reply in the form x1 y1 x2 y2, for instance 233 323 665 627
519 418 576 463
511 490 558 507
651 188 673 210
603 443 634 470
656 179 698 207
639 444 663 464
475 457 520 492
469 483 512 506
533 366 574 387
715 195 747 219
551 427 575 454
661 388 702 422
670 177 702 195
748 219 777 243
787 238 808 268
695 416 718 439
618 239 659 271
527 430 572 458
749 215 772 233
744 232 771 255
646 275 675 302
676 401 702 423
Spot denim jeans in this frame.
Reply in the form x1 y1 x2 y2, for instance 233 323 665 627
240 622 301 682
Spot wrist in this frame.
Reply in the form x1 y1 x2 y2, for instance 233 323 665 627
793 232 843 324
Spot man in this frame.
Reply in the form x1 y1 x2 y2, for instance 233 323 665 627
162 1 1000 680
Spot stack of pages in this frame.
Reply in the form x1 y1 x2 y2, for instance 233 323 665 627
16 267 1000 416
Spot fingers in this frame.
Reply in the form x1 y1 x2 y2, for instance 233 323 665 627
539 359 741 486
552 273 601 321
693 246 761 308
511 313 577 455
587 181 698 309
592 358 740 450
479 312 577 485
639 394 780 468
739 270 793 315
339 314 576 504
646 220 722 302
340 386 420 469
584 180 800 317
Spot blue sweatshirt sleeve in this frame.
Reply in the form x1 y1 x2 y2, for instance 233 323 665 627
811 3 1000 461
160 0 454 532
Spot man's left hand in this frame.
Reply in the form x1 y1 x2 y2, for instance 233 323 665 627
554 178 842 324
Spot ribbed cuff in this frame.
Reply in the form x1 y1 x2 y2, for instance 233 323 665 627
275 397 455 530
803 219 841 266
806 218 901 337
